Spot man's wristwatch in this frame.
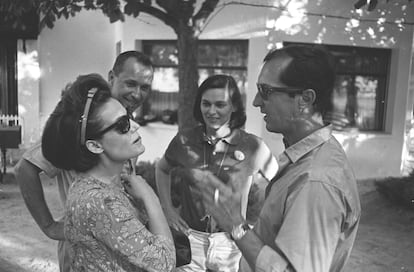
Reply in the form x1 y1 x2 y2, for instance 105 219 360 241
231 222 251 240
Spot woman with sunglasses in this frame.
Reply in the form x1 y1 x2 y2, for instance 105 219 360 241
155 74 278 272
41 73 175 271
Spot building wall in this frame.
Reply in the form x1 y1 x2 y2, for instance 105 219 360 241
17 40 40 147
26 1 414 179
37 10 116 127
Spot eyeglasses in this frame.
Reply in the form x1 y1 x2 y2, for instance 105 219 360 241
256 83 304 100
95 114 132 137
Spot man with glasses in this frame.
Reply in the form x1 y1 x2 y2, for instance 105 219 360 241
15 51 153 272
194 45 361 272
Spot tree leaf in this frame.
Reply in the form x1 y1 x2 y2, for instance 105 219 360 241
45 16 55 28
84 0 95 9
367 0 378 11
109 9 124 23
124 2 134 15
354 0 367 9
133 9 140 17
62 9 69 19
72 3 82 12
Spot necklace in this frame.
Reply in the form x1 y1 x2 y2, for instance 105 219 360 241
202 140 229 232
203 140 229 177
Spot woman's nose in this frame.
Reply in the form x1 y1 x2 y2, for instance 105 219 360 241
208 105 216 114
130 119 140 132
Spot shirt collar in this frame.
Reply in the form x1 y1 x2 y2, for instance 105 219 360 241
200 127 241 146
283 125 333 164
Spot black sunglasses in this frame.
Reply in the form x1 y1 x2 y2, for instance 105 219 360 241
96 114 132 137
256 83 304 100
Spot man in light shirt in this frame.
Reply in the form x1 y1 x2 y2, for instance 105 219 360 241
195 44 361 272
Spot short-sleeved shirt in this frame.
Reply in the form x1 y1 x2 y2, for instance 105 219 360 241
240 125 361 272
65 175 175 271
163 126 277 232
22 142 76 204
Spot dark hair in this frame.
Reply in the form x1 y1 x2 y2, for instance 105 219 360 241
193 74 246 129
263 44 336 116
112 51 153 76
42 73 112 172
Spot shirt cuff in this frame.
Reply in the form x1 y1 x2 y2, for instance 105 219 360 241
256 245 289 272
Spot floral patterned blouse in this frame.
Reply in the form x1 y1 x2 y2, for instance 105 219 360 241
64 175 175 272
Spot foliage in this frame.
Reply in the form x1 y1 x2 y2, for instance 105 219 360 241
354 0 413 11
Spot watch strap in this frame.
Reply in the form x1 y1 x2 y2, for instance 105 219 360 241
231 222 251 240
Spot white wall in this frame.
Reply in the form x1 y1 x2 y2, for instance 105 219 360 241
17 40 40 147
27 0 414 179
38 10 116 126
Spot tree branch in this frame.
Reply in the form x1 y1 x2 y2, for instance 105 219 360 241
193 0 219 24
192 0 218 35
209 1 414 26
155 0 195 22
130 1 178 29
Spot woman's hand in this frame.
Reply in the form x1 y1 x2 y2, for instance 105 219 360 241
121 174 157 202
122 174 174 243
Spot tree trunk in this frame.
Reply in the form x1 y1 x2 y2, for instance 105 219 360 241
176 22 199 132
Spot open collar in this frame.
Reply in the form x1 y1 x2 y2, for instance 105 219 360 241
282 125 333 164
200 126 241 146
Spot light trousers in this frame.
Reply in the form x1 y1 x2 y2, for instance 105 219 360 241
175 229 242 272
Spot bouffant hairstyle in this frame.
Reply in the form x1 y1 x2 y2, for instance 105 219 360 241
193 74 246 129
263 44 336 116
42 73 112 172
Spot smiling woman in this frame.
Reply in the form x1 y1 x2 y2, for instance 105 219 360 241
155 74 278 272
40 73 175 272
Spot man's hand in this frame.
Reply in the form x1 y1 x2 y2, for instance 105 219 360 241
191 169 245 232
163 207 189 234
44 221 65 240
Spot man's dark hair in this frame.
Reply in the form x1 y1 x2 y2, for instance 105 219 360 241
42 73 112 172
112 51 153 76
264 44 336 116
193 74 246 129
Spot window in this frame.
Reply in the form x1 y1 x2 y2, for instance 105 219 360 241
0 6 38 116
141 40 248 118
285 42 390 132
0 39 18 116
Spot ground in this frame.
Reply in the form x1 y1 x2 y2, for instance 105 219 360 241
0 173 413 272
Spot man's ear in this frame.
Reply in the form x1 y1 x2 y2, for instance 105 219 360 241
300 89 316 106
108 70 115 86
85 140 104 154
